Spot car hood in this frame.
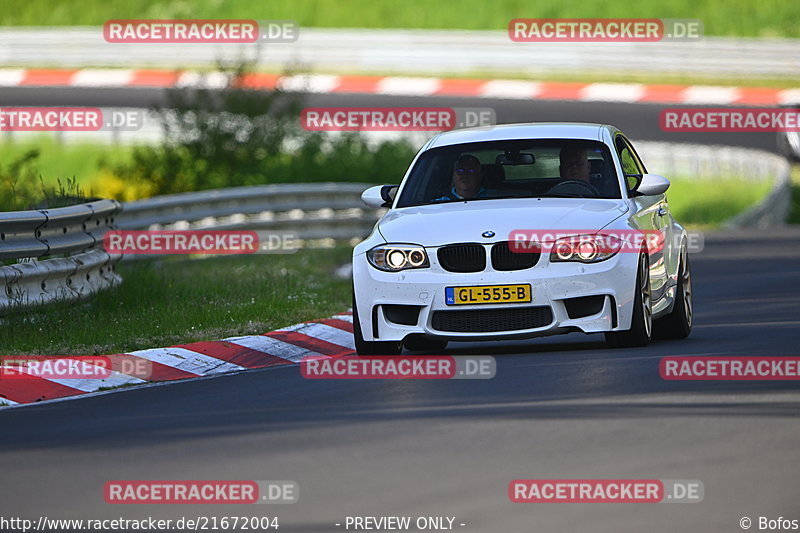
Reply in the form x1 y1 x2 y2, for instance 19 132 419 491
378 198 628 247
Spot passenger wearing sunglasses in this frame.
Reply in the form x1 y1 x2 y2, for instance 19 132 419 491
434 154 489 201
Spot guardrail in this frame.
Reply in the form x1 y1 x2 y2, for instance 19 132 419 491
635 141 792 228
1 28 798 79
116 182 380 240
0 199 122 313
0 184 379 313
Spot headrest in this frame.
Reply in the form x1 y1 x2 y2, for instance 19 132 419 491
481 164 505 188
589 158 605 174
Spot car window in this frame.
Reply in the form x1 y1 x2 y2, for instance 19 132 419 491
395 139 621 207
616 136 647 192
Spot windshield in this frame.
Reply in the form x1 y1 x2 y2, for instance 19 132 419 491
396 139 621 208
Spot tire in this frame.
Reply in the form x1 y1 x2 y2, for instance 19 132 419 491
605 253 652 348
403 334 448 353
777 132 800 162
352 295 402 356
654 246 693 339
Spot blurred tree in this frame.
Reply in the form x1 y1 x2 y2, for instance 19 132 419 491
110 63 416 195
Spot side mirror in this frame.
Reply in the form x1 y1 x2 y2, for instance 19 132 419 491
361 185 397 208
633 173 670 196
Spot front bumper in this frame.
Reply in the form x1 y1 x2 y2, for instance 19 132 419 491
353 248 639 342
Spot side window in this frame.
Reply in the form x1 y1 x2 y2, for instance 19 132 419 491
616 136 646 193
624 138 648 174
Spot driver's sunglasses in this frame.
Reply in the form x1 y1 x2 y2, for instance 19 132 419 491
455 167 478 175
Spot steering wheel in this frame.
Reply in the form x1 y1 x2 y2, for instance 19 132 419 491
547 180 601 198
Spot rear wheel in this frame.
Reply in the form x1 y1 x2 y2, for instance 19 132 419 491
654 246 692 339
403 334 448 353
605 253 652 348
353 295 402 356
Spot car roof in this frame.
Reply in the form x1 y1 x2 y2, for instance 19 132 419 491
426 122 619 149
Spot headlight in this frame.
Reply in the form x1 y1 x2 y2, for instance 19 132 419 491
549 234 620 263
367 244 430 272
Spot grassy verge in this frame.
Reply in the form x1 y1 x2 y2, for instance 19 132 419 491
667 177 773 226
0 246 353 355
667 178 771 223
0 137 138 200
2 0 799 37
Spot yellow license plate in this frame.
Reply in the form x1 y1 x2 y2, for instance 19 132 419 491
445 284 531 305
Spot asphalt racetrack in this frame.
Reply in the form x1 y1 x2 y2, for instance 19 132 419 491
0 88 798 532
0 86 783 152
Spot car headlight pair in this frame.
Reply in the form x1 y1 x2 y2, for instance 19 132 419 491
367 244 429 272
550 234 621 263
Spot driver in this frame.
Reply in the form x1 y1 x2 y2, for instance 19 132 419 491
434 154 490 201
559 146 591 183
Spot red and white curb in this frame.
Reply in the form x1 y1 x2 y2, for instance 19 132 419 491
1 68 798 106
0 312 355 407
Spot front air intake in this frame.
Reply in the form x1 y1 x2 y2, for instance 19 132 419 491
431 306 553 333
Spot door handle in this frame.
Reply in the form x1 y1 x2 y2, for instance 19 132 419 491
657 206 668 217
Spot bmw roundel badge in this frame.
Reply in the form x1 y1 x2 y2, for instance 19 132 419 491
482 231 495 238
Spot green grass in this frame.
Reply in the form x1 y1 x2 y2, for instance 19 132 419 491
667 177 773 226
0 247 353 355
2 0 799 37
0 137 135 199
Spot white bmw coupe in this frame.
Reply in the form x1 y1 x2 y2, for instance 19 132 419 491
352 123 692 354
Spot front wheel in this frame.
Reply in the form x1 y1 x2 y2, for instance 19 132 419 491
353 296 402 356
605 253 652 348
654 246 692 339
